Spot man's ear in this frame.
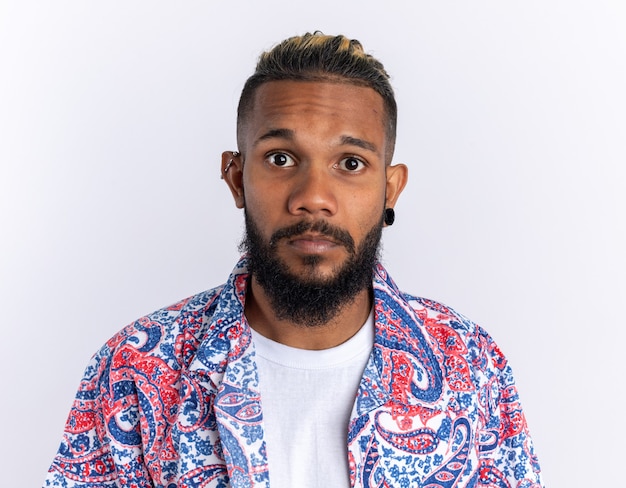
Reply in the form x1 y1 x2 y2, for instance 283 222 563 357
384 163 408 210
221 151 245 209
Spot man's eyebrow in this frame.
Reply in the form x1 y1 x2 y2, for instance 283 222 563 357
254 128 295 146
253 130 378 153
340 135 377 153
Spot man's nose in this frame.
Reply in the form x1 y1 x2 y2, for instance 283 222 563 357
287 163 338 217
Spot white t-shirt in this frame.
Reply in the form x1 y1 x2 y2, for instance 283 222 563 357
251 311 374 488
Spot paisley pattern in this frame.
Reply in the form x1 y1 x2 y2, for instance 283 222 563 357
44 257 543 487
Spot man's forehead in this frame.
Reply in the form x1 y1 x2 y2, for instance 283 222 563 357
247 80 386 135
251 79 384 107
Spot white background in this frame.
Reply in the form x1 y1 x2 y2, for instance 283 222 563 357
1 1 625 486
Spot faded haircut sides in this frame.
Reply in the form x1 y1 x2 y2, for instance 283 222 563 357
236 32 397 162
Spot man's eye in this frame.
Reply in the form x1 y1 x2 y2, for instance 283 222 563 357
267 153 295 167
337 157 365 171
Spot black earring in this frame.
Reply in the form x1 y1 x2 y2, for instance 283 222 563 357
384 208 395 226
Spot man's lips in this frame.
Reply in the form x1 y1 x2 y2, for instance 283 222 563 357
269 221 356 254
287 233 342 253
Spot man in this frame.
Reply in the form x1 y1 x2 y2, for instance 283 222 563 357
44 33 544 488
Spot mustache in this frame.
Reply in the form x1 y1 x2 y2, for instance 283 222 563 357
269 220 355 254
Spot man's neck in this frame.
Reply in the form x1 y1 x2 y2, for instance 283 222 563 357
244 277 373 350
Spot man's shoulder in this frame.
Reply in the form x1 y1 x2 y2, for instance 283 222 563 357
396 292 510 375
92 284 227 371
373 265 487 345
402 293 479 333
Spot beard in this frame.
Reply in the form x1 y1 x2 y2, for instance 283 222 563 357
240 211 383 327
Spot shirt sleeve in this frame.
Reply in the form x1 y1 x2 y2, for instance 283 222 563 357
476 327 544 487
43 331 154 488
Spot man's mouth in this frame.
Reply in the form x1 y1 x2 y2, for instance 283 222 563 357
287 233 341 253
270 221 355 254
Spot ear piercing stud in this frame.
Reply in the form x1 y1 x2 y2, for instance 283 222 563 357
384 208 395 226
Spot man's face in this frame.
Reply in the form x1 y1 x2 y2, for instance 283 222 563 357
224 80 406 324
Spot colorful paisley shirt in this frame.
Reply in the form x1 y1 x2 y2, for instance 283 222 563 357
44 257 544 488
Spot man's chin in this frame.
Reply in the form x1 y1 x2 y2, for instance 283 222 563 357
252 262 359 327
280 255 346 283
